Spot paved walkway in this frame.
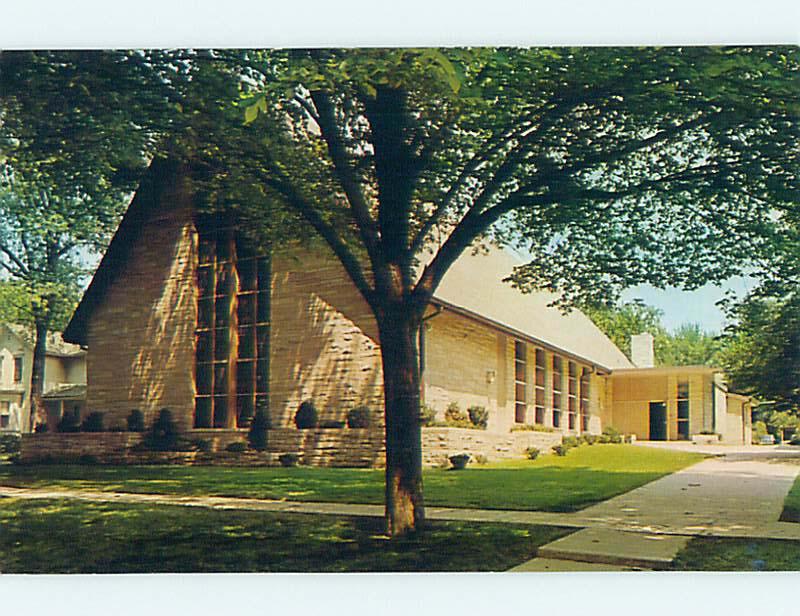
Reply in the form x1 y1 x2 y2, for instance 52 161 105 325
2 451 799 571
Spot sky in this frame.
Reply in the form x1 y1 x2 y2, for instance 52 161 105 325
621 277 757 334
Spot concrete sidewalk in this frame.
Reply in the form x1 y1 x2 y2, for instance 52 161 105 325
2 454 799 571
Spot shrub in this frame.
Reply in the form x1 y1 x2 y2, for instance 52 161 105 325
347 406 371 429
0 434 21 454
419 404 437 426
473 453 489 465
34 423 49 434
319 420 345 429
146 408 179 451
127 409 145 432
444 402 468 423
525 447 540 460
81 412 105 433
57 409 81 433
511 423 555 433
248 409 270 451
552 444 569 456
225 441 247 453
193 439 213 453
562 436 579 449
752 420 769 444
278 453 300 467
582 433 597 445
601 426 623 444
77 453 99 465
294 400 318 429
448 453 471 470
467 405 489 429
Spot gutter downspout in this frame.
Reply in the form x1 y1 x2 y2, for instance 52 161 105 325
418 305 445 404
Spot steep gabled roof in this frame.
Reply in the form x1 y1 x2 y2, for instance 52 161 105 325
62 159 631 370
431 248 634 371
62 158 183 346
1 323 85 358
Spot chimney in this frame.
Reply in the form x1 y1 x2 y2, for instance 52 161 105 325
631 333 655 368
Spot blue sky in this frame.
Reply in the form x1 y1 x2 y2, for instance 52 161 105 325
621 276 756 334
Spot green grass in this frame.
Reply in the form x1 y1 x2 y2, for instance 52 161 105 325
781 474 800 522
0 497 570 573
672 536 800 571
1 444 702 511
0 445 703 512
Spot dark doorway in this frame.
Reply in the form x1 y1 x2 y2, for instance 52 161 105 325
649 402 667 441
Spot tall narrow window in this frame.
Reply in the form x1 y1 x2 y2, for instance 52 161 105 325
13 357 23 383
534 349 546 424
677 381 690 440
552 355 563 428
580 368 591 431
514 341 527 424
195 214 270 429
568 361 578 430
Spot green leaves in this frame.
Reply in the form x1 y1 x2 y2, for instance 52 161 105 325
243 95 268 125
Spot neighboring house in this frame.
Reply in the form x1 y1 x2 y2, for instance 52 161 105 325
0 322 87 433
59 160 751 449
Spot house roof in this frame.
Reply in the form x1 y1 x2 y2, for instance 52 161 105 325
1 323 85 358
42 383 87 400
63 157 184 346
62 159 631 370
430 248 634 371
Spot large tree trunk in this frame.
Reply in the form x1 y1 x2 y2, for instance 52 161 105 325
28 316 49 432
378 311 425 536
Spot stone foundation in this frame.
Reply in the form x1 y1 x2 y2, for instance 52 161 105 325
20 426 564 468
421 428 563 466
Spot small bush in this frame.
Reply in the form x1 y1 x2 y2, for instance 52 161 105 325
473 453 489 465
467 405 489 429
552 444 569 456
511 423 555 433
77 453 99 465
448 453 471 470
525 447 540 460
127 409 146 432
582 433 597 445
34 423 49 433
81 412 105 433
601 426 623 444
0 434 21 454
562 436 579 449
347 406 371 429
248 409 270 451
225 441 247 453
193 439 213 453
146 409 179 451
319 420 345 429
57 409 81 433
294 400 318 429
753 420 769 444
444 402 468 423
419 404 437 426
278 453 300 467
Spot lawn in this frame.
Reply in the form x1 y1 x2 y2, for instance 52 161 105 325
0 497 570 573
0 444 703 512
672 536 800 571
780 474 800 522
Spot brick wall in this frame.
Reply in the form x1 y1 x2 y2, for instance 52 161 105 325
85 173 198 432
21 426 564 468
269 248 384 427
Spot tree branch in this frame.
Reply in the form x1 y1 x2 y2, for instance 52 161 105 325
309 90 382 266
263 175 376 308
